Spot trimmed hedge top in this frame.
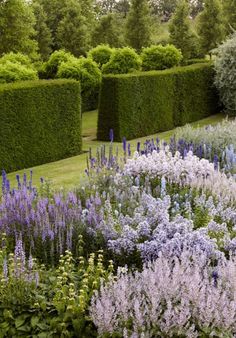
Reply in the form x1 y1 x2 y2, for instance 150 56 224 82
0 79 82 172
97 63 219 141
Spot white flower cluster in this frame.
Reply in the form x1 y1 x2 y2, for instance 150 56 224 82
122 149 236 205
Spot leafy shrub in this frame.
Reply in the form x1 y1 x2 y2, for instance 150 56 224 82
0 62 38 83
87 44 114 68
43 49 75 79
0 246 113 337
215 33 236 116
102 47 141 74
0 52 33 67
98 63 219 141
0 80 82 172
141 44 183 71
57 57 101 92
57 57 101 111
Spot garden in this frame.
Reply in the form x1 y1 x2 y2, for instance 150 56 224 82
1 0 236 337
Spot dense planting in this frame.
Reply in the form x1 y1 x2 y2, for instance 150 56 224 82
97 63 219 141
1 117 236 335
0 80 82 173
174 119 236 174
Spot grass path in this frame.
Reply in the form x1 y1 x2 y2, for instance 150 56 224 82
7 111 224 189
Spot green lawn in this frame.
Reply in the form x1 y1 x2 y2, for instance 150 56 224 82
6 110 225 190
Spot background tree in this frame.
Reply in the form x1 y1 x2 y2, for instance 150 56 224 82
56 0 89 56
189 0 204 18
115 0 130 18
81 0 96 32
125 0 151 51
0 0 38 57
169 0 196 59
37 0 67 50
149 0 178 21
94 0 117 16
197 0 225 56
31 1 52 60
223 0 236 34
92 14 124 47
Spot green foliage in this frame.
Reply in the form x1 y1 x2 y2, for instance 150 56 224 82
36 0 67 50
57 57 101 111
141 44 183 71
0 62 38 84
57 57 101 92
169 0 198 60
0 52 32 67
97 64 219 141
0 0 38 58
0 80 82 172
0 247 113 337
80 0 96 34
92 14 124 48
125 0 151 51
88 45 114 68
223 0 236 33
56 0 89 57
31 1 52 60
43 49 74 79
102 47 141 74
149 0 178 21
197 0 225 56
214 33 236 116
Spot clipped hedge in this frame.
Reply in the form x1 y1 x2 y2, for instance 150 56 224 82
97 63 219 141
0 80 82 172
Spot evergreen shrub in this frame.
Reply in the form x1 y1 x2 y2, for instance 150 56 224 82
0 62 38 83
97 63 219 141
87 44 114 68
0 80 82 172
141 44 183 71
102 47 141 74
57 57 101 111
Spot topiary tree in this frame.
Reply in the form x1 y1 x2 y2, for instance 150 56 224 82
214 33 236 116
197 0 225 56
56 0 89 57
169 0 196 60
141 44 183 71
43 50 75 79
31 1 52 61
102 47 141 74
92 14 124 48
57 57 101 91
125 0 151 51
57 57 102 111
0 62 38 83
87 45 114 68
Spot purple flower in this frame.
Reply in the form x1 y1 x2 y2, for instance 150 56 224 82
109 129 114 143
122 137 127 153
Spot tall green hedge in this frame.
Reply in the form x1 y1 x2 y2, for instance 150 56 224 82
97 63 219 141
0 80 82 172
